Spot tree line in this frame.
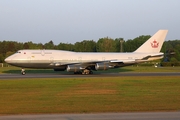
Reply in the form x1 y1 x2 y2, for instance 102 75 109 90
0 35 180 65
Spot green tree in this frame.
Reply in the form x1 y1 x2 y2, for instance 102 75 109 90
124 35 150 52
57 43 74 51
5 51 14 58
96 37 116 52
74 40 96 52
23 42 29 49
0 54 4 63
44 40 55 49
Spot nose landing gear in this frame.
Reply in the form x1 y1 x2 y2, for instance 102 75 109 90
21 68 26 75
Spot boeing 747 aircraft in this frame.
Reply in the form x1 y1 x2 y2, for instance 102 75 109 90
5 30 168 75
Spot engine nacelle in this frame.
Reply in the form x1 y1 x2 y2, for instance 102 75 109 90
95 63 110 70
66 65 82 72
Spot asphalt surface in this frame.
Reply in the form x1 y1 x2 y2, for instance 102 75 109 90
0 72 180 79
0 112 180 120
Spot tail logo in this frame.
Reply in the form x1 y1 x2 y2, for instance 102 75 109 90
151 40 159 48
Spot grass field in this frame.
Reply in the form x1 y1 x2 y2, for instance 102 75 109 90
0 76 180 115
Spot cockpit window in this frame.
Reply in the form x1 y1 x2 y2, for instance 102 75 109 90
16 51 21 53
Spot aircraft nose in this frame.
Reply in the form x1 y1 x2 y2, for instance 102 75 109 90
4 57 11 63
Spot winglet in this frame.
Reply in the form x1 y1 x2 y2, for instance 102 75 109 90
134 30 168 53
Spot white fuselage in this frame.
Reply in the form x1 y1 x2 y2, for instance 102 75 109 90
5 49 163 69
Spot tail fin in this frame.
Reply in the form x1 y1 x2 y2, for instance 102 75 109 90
134 30 168 53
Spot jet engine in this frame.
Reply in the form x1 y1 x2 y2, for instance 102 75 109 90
66 65 82 72
95 63 110 70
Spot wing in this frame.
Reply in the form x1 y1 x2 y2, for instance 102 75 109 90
53 53 164 71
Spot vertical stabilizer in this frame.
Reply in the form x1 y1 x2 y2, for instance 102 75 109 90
134 30 168 53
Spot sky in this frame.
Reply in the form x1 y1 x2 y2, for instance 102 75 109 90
0 0 180 45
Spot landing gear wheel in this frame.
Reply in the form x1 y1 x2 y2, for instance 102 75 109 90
82 69 93 75
21 71 26 75
21 69 26 75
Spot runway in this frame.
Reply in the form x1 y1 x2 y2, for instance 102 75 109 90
0 112 180 120
0 72 180 79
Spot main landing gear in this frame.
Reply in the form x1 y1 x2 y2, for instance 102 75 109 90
74 69 93 75
82 69 93 75
21 68 26 75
